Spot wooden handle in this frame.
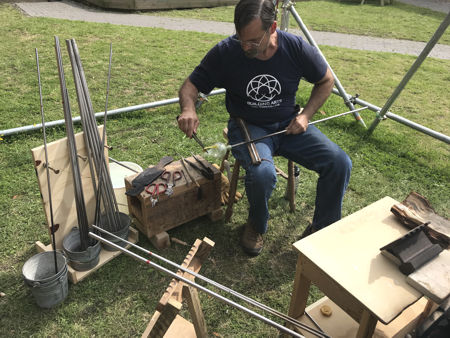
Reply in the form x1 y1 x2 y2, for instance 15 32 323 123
236 118 261 165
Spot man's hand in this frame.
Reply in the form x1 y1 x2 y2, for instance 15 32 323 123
177 110 199 138
286 113 309 135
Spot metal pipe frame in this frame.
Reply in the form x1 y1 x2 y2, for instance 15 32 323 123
286 1 366 128
368 11 450 135
331 89 450 144
0 89 226 137
89 229 332 338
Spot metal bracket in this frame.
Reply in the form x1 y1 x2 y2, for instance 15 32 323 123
375 111 387 121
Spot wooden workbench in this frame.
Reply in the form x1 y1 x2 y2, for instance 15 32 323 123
288 196 424 337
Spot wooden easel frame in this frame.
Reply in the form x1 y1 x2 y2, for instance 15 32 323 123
142 237 214 338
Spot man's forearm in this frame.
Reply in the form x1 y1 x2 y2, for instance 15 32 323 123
179 78 198 114
302 68 334 120
178 78 200 137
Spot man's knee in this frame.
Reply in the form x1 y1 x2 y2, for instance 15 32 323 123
246 161 277 187
327 148 352 178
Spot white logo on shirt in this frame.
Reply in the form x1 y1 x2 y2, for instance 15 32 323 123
246 74 281 102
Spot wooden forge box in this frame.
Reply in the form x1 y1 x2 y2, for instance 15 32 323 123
125 156 222 240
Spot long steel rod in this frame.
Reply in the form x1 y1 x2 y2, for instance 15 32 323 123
88 231 306 338
229 106 368 149
0 89 227 137
108 157 139 173
66 40 99 204
55 36 90 250
368 11 450 134
331 89 450 144
94 43 113 228
66 39 115 229
36 48 58 275
288 3 366 128
71 39 120 227
90 225 329 338
68 39 120 230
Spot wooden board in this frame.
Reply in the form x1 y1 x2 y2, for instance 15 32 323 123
142 237 214 338
296 296 432 338
126 157 222 240
31 126 106 249
407 249 450 304
36 227 138 284
31 126 139 284
294 196 422 324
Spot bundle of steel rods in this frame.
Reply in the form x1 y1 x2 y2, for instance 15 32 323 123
55 36 90 250
89 226 330 338
65 38 121 233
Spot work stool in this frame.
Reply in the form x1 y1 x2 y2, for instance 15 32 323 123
221 128 296 222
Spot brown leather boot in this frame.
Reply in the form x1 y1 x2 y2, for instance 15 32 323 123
241 222 263 256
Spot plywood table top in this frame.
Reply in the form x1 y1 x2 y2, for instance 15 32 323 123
293 196 422 324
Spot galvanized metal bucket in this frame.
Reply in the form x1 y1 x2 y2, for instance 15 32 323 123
22 251 68 308
62 227 101 271
99 212 131 251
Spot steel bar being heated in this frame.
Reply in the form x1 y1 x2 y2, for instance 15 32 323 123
36 48 58 274
55 36 90 250
90 225 330 338
89 231 310 338
229 106 368 149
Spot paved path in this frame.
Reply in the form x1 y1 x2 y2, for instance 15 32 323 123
15 0 450 60
396 0 449 14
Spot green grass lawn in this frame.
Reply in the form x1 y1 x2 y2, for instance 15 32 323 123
148 0 450 45
1 2 449 337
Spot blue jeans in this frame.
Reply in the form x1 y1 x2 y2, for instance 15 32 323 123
227 118 352 234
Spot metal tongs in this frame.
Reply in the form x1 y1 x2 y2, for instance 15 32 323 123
184 154 214 180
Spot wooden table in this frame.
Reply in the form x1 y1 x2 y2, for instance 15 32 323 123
288 196 423 337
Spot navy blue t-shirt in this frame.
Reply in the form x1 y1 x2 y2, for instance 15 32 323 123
189 30 327 125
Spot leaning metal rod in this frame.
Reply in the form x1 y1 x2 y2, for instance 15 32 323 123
68 39 119 229
66 40 114 230
66 40 99 204
55 36 90 250
36 48 58 275
229 106 368 149
91 225 329 338
368 11 450 134
108 157 139 173
94 43 113 228
71 39 120 229
88 232 305 338
288 3 366 128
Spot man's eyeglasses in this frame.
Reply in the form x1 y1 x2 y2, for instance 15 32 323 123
231 30 268 49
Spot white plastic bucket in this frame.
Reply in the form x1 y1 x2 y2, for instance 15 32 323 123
109 161 143 214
